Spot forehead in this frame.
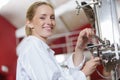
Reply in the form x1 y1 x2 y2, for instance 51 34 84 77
35 5 54 15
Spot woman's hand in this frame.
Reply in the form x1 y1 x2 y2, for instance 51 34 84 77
81 56 100 77
73 28 95 66
75 28 95 51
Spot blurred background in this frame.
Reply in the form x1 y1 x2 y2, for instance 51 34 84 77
0 0 120 80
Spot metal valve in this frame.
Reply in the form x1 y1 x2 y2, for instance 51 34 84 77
87 35 120 72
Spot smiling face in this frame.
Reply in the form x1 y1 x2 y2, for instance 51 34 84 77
26 2 55 42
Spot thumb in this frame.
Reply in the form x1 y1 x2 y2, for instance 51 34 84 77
90 55 94 59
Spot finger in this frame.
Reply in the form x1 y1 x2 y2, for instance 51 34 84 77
90 55 94 59
94 59 101 65
94 57 100 61
87 28 94 38
80 30 87 37
86 29 91 38
89 57 100 63
94 62 101 66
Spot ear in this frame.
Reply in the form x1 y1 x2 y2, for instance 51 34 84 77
26 20 34 29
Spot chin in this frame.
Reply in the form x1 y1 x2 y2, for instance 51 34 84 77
46 34 52 37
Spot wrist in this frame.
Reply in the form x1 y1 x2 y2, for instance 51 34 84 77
81 69 89 77
75 43 86 51
75 47 84 53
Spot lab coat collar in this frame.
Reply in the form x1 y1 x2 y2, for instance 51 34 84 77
29 35 55 55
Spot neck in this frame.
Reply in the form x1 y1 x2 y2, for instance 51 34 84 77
32 34 47 43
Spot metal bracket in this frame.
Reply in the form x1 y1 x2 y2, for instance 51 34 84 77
75 0 101 15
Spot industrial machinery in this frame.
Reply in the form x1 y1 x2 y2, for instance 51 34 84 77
76 0 120 80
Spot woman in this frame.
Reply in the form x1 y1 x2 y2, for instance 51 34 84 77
16 1 100 80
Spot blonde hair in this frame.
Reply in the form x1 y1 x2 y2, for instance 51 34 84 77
25 1 54 36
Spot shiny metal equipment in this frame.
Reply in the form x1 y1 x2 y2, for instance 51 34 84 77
76 0 120 80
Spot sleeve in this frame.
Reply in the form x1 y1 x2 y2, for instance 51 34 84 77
16 60 32 80
60 53 87 80
16 48 48 80
66 53 85 70
60 66 87 80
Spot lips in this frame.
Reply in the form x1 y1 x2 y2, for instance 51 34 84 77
43 26 53 31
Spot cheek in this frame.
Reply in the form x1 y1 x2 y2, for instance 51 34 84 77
52 21 56 28
33 23 43 33
34 21 43 29
53 21 56 25
35 26 43 33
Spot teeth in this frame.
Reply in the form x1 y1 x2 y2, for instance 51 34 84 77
43 26 52 29
44 27 52 30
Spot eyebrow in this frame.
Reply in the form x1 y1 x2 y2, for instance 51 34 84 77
40 14 55 16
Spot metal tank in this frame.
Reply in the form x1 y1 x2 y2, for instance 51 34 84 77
76 0 120 80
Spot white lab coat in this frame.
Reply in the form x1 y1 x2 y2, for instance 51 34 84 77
16 36 87 80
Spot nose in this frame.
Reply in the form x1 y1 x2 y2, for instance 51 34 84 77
46 18 52 25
